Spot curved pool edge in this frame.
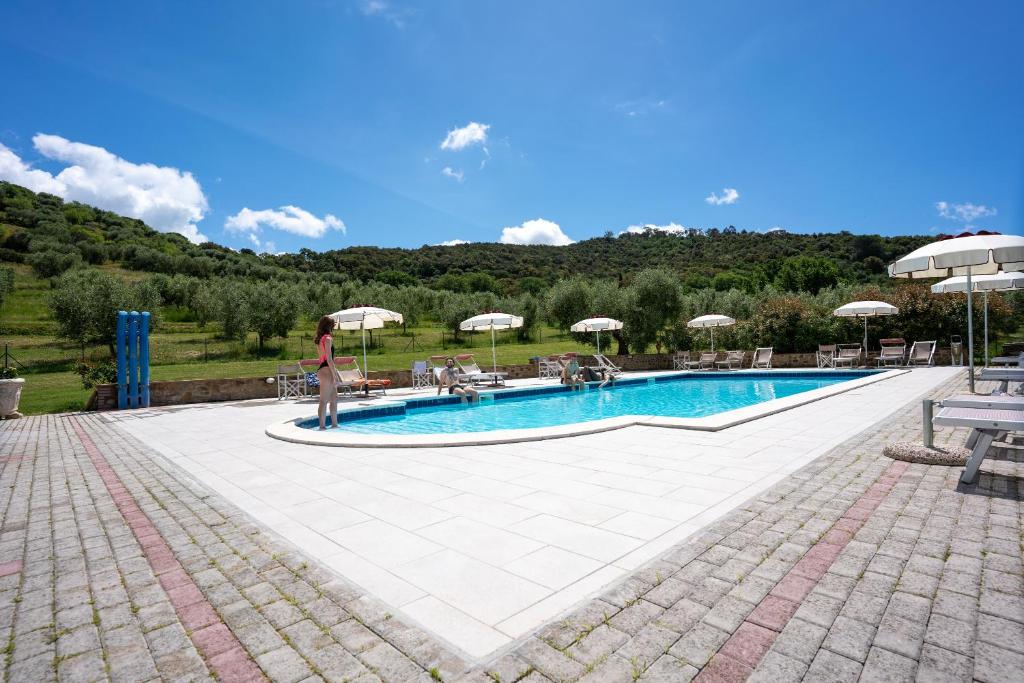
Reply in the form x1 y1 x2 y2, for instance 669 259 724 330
265 368 910 448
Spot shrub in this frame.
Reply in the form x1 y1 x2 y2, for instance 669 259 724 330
75 360 117 388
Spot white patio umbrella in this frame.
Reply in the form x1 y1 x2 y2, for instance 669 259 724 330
889 232 1024 392
931 271 1024 367
570 317 623 357
460 312 524 373
687 314 736 352
833 301 899 354
329 306 404 379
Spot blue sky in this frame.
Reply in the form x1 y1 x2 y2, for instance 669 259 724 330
0 1 1021 252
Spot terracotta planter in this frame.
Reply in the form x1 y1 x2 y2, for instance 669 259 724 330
0 378 24 419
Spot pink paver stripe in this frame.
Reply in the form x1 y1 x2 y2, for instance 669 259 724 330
0 560 23 577
69 418 265 683
695 458 908 682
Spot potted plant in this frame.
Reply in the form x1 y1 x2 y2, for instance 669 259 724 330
0 367 24 419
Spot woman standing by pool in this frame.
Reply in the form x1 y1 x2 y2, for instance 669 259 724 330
314 316 340 429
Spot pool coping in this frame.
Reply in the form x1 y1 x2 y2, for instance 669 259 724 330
266 368 909 447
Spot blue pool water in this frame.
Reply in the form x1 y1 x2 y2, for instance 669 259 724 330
299 371 879 435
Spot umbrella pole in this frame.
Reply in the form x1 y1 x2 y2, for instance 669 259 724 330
983 291 989 368
711 327 715 353
596 330 601 357
863 317 868 356
491 326 497 374
361 327 368 383
967 267 975 393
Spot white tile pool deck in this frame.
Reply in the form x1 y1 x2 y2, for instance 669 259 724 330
107 367 960 660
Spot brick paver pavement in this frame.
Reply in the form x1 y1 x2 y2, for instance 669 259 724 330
1 372 1020 682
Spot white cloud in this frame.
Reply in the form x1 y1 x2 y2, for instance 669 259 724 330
436 239 470 246
441 166 464 182
935 201 996 225
499 218 574 246
620 222 697 236
440 122 490 151
615 98 668 118
0 134 209 243
360 0 409 27
705 187 740 206
225 205 346 239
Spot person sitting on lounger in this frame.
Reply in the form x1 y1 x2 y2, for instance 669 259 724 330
561 356 584 390
437 357 479 402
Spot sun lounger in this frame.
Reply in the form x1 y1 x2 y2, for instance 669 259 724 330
716 350 745 370
941 394 1024 410
538 355 564 379
751 347 773 369
834 344 862 368
906 341 936 367
335 356 391 395
990 352 1024 367
685 352 717 370
980 368 1024 395
876 338 906 367
592 353 622 374
455 353 507 386
672 351 690 370
932 406 1024 483
816 344 837 369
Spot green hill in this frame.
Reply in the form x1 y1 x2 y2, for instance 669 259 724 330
0 180 931 290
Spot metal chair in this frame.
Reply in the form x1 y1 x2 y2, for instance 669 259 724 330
411 360 433 388
276 363 306 400
816 344 837 368
672 351 690 370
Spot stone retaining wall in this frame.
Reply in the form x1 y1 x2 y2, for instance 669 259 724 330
90 347 957 410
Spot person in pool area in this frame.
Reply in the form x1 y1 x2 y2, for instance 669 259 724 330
437 357 479 402
314 315 340 430
561 355 583 390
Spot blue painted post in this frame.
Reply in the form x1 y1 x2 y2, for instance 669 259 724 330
116 312 128 409
140 312 151 408
127 311 139 408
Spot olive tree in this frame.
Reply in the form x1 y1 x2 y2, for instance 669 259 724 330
49 269 162 355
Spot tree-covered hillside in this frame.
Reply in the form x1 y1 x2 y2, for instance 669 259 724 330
0 181 931 291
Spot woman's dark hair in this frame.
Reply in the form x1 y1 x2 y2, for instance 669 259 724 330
314 316 335 345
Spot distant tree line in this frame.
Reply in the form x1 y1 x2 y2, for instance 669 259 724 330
1 180 932 294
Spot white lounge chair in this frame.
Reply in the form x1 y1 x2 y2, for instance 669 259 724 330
716 350 745 370
906 341 936 367
592 353 622 374
933 405 1024 484
672 351 690 370
876 338 906 367
751 347 773 369
834 344 862 368
941 394 1024 410
538 355 564 379
685 352 717 370
980 367 1024 395
816 344 837 369
455 354 507 386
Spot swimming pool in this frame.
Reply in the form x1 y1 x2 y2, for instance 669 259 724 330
292 370 882 437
